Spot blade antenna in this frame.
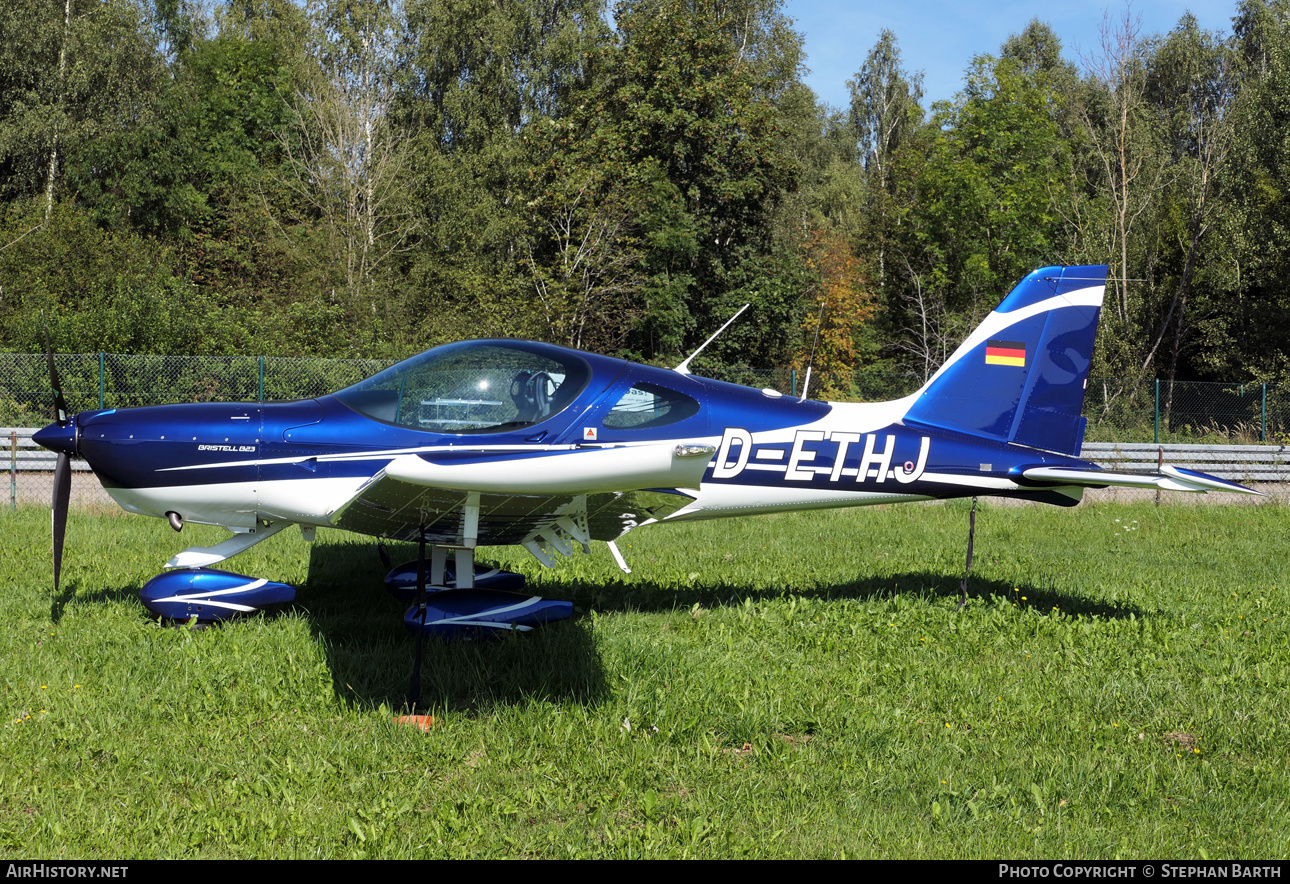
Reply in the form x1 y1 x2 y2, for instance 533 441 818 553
675 304 750 376
958 497 977 610
799 290 828 401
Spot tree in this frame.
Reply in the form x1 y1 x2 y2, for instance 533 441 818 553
846 29 922 288
1202 0 1290 381
586 0 803 363
520 148 650 351
395 0 607 347
884 50 1072 377
0 0 167 214
1139 15 1238 389
274 0 419 349
1071 5 1172 377
793 226 875 398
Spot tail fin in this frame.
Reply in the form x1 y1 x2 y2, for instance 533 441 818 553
903 265 1108 456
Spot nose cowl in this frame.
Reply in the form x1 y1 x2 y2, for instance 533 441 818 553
33 421 77 456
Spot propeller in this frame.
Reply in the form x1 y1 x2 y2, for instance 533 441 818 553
43 320 72 593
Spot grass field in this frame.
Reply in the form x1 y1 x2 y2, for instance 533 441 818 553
1 498 1287 858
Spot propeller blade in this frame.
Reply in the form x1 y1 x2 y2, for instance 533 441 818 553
52 452 71 593
42 314 69 426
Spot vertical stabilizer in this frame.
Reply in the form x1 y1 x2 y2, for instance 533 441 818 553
902 266 1108 456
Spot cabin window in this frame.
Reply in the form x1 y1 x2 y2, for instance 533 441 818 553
334 341 591 433
603 382 700 430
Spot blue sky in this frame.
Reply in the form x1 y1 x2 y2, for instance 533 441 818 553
791 0 1241 111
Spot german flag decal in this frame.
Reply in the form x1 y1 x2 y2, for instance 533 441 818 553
985 339 1026 367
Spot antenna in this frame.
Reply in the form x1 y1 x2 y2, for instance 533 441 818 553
674 304 750 375
799 292 828 401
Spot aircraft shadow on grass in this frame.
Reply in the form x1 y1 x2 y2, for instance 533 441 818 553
45 531 1149 713
290 538 1148 711
50 580 143 625
300 539 612 711
569 570 1151 623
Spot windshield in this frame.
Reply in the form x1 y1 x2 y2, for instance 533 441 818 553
334 340 592 433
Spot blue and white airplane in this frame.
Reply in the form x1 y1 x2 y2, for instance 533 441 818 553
34 265 1256 627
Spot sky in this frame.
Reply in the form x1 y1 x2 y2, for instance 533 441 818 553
790 0 1242 111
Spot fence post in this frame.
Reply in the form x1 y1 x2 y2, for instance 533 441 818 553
98 352 105 410
1154 379 1160 444
9 431 16 512
1262 383 1268 443
258 356 265 402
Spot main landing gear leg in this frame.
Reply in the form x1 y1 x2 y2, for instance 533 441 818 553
406 495 481 710
407 528 428 711
959 497 978 610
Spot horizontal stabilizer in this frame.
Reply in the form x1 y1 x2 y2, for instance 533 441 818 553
1022 465 1261 495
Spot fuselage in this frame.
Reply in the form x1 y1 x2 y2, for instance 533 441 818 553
34 339 1094 539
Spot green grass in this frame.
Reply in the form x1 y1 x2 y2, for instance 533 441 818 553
1 500 1287 858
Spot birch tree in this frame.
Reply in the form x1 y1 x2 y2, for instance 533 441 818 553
276 0 418 339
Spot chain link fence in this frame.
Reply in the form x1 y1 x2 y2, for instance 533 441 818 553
6 352 1290 509
0 352 398 424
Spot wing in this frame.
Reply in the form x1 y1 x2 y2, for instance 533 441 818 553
328 443 714 557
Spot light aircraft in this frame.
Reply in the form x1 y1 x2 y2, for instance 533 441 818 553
34 264 1256 639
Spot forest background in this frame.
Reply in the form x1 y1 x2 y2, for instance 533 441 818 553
3 0 1290 399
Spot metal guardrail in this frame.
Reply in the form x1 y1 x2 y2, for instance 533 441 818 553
1081 442 1290 484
